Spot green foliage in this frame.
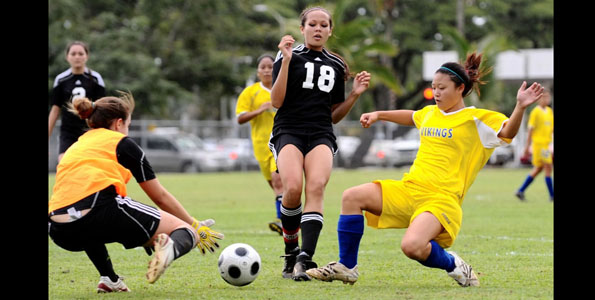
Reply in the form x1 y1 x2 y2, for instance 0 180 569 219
48 168 553 299
48 0 552 119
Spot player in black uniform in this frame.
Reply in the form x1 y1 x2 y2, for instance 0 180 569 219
48 93 224 292
269 6 371 281
49 41 106 162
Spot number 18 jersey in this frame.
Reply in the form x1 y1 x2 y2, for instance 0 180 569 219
272 44 346 136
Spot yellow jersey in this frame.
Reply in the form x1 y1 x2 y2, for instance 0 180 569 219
49 128 133 213
404 105 512 203
527 105 553 144
236 82 276 161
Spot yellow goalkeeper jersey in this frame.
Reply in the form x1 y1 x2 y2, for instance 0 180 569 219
404 105 512 203
527 105 553 144
236 82 276 161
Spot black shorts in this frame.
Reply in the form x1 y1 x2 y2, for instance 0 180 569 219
48 186 161 251
58 129 85 154
269 132 338 161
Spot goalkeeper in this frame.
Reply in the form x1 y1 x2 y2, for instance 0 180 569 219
48 92 224 293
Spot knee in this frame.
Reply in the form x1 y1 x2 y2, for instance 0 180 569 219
341 188 361 208
283 183 302 205
400 238 426 261
305 178 327 196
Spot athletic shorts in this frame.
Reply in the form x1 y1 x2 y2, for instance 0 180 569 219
48 186 161 251
364 179 462 248
58 129 85 154
269 132 338 162
257 154 277 181
531 142 553 167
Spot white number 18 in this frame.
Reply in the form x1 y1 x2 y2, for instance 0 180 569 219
302 62 335 93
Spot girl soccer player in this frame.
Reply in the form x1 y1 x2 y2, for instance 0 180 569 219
269 6 371 281
236 53 284 235
515 88 554 202
49 41 106 162
306 52 544 287
48 92 223 293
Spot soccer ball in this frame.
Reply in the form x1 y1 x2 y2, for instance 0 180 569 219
218 243 261 286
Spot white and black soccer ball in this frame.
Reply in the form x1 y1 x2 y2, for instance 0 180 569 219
218 243 261 286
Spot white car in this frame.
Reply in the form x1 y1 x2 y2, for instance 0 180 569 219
128 131 234 173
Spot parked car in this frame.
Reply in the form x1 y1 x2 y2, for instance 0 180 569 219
128 130 235 173
363 128 420 168
218 138 260 171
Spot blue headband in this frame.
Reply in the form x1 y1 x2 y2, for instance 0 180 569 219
440 66 466 83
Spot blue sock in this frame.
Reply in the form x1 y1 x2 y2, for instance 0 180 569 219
545 177 554 198
275 195 282 219
518 175 534 193
337 214 364 269
419 240 455 272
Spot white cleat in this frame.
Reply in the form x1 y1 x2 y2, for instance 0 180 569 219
447 251 480 287
306 261 359 285
146 233 175 284
97 276 130 293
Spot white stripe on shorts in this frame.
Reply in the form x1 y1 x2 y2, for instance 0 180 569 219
116 195 161 219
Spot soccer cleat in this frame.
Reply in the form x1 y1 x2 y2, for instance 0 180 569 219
292 253 318 281
146 233 175 284
446 251 480 287
306 261 359 285
269 219 283 236
280 248 300 279
97 276 130 293
515 191 525 201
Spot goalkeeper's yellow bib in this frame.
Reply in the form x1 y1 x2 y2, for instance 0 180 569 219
49 128 132 213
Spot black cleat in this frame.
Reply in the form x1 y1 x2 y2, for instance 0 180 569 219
280 248 300 279
515 191 525 201
292 253 318 281
269 220 283 236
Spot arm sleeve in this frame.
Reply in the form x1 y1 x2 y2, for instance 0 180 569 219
116 137 157 183
236 86 253 116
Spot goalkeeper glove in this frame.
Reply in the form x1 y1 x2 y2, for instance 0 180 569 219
192 218 224 255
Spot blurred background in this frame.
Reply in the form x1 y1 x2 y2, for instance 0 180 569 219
48 0 553 173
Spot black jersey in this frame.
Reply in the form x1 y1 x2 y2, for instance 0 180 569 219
51 67 106 136
116 137 156 183
272 44 346 136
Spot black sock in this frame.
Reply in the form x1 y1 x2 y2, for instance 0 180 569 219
300 212 323 259
85 244 118 282
281 203 302 253
170 227 196 260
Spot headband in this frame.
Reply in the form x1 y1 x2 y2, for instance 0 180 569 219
440 66 466 84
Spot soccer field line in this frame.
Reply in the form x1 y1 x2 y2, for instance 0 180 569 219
462 234 553 243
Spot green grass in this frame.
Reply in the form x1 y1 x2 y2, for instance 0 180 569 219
48 167 553 299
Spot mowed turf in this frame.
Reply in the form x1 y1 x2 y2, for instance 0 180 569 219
48 167 553 299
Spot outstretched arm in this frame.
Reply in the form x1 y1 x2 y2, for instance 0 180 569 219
360 110 415 128
499 81 544 139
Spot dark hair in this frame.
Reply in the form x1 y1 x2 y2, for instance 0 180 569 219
68 91 135 129
256 53 274 66
299 6 351 81
436 52 492 97
65 41 89 55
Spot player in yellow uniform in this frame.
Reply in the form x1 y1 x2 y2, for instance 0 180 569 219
236 54 284 235
515 88 554 201
306 52 544 287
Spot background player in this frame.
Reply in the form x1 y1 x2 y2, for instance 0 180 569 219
269 6 371 281
236 53 284 235
515 87 554 201
306 52 544 287
49 41 106 162
48 92 223 293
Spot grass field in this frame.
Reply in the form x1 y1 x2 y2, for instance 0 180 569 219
48 167 553 299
